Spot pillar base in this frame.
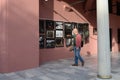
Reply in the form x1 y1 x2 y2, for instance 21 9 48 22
97 75 112 79
96 78 114 80
96 75 113 80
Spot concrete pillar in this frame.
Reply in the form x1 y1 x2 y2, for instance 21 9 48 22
96 0 112 79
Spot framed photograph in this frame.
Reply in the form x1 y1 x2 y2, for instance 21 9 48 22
64 22 72 30
39 20 45 34
72 22 77 30
65 31 72 38
64 22 72 38
46 30 54 38
55 21 64 30
82 23 89 44
55 38 64 47
46 20 54 30
83 23 89 32
56 30 63 38
46 39 55 48
77 23 83 34
65 38 72 47
39 35 45 48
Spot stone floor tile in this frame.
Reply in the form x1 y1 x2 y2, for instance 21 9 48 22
0 54 120 80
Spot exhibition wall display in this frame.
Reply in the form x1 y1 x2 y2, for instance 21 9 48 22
39 19 89 49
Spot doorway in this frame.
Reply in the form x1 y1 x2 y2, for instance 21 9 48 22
109 28 112 51
117 28 120 51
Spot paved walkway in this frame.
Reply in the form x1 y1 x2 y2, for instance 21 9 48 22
0 54 120 80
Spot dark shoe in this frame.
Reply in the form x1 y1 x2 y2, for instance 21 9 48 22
81 62 84 67
72 64 78 66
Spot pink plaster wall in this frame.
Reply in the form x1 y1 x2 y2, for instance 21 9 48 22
39 0 120 64
0 0 119 73
0 0 39 73
39 0 94 64
39 0 54 19
0 0 9 73
53 0 97 55
110 14 120 53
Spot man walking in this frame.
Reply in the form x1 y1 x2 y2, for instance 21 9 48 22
72 28 84 66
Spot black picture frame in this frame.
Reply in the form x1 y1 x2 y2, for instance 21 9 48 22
46 39 55 48
55 38 64 47
46 30 55 38
64 22 72 38
46 20 54 30
65 38 72 47
39 20 45 34
64 22 72 29
77 23 83 34
56 30 63 38
55 21 64 30
72 22 77 30
83 23 89 43
39 35 45 48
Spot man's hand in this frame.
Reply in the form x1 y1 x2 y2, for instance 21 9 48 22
66 35 71 37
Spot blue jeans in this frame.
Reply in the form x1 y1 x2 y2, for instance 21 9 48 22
73 46 84 64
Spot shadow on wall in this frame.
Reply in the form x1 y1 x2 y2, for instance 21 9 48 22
57 0 96 27
86 51 91 56
40 0 70 21
39 0 54 19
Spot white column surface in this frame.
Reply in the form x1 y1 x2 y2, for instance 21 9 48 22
97 0 111 79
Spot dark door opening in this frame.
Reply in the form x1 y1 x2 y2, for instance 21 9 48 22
117 28 120 51
109 28 112 51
